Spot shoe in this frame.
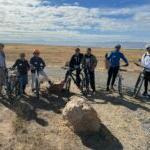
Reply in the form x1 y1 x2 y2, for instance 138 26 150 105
106 87 110 91
110 86 115 92
32 89 35 93
23 91 27 95
48 80 53 87
142 92 148 97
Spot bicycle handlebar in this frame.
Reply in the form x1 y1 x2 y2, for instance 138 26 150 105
134 62 150 71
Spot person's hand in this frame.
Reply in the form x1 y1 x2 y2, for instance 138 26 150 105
123 63 129 67
134 62 140 66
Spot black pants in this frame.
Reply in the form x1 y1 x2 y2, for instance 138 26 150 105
144 71 150 93
65 69 81 86
85 69 96 92
107 66 119 87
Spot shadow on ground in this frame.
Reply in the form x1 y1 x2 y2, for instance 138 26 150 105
79 123 123 150
0 90 74 126
87 88 150 112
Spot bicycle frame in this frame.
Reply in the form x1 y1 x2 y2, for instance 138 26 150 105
134 63 150 98
116 68 127 97
63 67 86 93
5 68 22 99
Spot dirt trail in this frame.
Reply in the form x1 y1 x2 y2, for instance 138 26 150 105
0 77 149 149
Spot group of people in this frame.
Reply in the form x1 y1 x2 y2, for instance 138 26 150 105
0 44 52 95
0 43 149 97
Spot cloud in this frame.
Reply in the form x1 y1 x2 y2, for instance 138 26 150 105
0 0 149 44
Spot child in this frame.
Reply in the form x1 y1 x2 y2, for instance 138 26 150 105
30 49 52 92
12 53 30 94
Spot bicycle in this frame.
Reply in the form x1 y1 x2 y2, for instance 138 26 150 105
133 63 150 98
33 67 43 100
116 68 127 97
62 66 87 94
5 68 23 100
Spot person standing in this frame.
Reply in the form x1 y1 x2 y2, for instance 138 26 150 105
64 48 84 87
83 48 97 93
30 49 52 92
106 44 129 91
12 53 30 94
141 44 150 97
0 43 6 95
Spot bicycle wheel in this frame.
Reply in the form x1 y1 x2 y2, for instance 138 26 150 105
6 81 12 99
14 82 22 100
134 74 144 98
80 78 87 93
35 78 40 99
65 77 71 92
118 77 123 97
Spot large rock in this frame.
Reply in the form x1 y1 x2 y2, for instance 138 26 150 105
62 96 101 133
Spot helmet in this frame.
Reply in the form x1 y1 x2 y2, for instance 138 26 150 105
115 44 121 49
145 44 150 50
33 49 40 55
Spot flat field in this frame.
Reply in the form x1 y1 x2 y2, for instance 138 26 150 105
5 44 144 71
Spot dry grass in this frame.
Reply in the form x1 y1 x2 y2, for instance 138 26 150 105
5 44 144 71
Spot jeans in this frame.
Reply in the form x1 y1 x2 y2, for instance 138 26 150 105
144 71 150 93
18 74 28 93
31 70 49 89
107 66 119 87
84 69 96 92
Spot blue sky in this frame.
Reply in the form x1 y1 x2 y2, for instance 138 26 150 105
0 0 149 46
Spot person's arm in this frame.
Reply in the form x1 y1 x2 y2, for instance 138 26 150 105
69 55 74 68
121 53 129 66
12 60 18 69
40 58 46 69
26 60 30 70
107 52 112 60
93 55 97 67
141 54 146 67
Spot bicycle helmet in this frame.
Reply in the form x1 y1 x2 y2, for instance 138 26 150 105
33 49 40 55
115 44 121 49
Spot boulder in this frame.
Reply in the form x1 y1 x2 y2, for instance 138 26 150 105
62 96 101 133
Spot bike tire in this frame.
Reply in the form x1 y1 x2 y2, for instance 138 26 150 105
65 78 71 92
134 74 144 98
80 78 87 94
14 82 22 100
118 77 123 97
35 79 40 99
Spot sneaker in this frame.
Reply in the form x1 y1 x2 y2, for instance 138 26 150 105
48 80 53 87
110 86 115 92
32 89 35 93
106 87 110 91
142 92 148 97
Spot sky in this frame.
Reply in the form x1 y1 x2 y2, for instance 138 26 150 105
0 0 150 46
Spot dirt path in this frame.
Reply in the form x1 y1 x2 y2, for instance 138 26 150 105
0 68 149 150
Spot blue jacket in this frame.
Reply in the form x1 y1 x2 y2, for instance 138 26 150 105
107 50 128 67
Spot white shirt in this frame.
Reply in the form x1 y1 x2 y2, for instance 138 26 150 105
0 51 6 68
141 52 150 72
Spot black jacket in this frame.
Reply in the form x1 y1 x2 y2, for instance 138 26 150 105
12 59 30 75
82 54 97 71
69 53 84 69
30 56 46 73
